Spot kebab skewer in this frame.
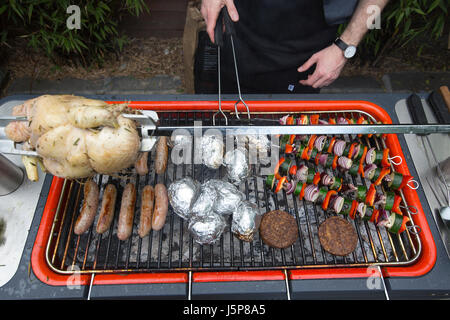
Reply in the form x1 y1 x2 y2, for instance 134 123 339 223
265 173 411 234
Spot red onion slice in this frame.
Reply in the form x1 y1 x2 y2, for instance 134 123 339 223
279 115 289 125
296 134 308 142
297 117 308 125
285 182 296 195
341 183 357 196
366 147 376 164
314 135 327 151
376 209 390 227
364 164 377 178
337 117 348 124
384 172 393 182
318 153 329 166
295 165 309 182
321 173 334 186
332 196 344 214
333 140 346 156
352 144 360 159
357 203 367 218
304 184 319 202
374 192 386 207
318 119 329 125
338 156 353 170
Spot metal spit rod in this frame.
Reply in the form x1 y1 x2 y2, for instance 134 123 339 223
156 123 450 135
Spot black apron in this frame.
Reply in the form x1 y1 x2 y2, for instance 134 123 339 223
221 0 339 94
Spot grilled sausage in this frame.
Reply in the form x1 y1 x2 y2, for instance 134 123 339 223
135 152 149 176
117 183 137 241
138 185 154 238
155 136 169 175
152 184 168 231
74 180 99 235
96 184 117 234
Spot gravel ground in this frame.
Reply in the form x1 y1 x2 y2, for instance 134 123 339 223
4 37 184 84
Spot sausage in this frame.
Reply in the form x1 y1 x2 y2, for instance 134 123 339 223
74 180 99 235
138 185 154 238
96 184 117 234
152 184 169 231
135 152 149 176
154 136 169 175
117 183 137 241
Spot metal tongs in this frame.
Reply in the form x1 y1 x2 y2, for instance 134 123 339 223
0 111 160 157
213 7 251 126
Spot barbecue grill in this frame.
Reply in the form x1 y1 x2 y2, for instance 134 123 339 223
29 99 437 298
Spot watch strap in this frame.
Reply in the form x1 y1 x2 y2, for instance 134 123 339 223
334 38 348 51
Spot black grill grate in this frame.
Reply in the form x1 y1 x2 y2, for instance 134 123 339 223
46 110 421 275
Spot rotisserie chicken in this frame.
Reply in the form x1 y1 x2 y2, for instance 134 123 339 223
5 95 141 179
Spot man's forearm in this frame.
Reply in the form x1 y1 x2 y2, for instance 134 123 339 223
340 0 390 46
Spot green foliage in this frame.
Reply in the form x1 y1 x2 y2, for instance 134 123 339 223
0 0 149 65
339 0 448 64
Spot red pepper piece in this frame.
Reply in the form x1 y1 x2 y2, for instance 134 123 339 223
289 164 298 176
274 158 285 180
286 116 294 125
284 144 294 154
392 195 402 215
299 183 306 201
308 135 317 150
314 152 322 166
300 115 308 125
327 137 336 154
398 216 410 233
301 147 310 160
381 148 390 168
365 184 376 206
370 209 379 223
358 146 368 177
313 172 321 185
275 176 287 193
348 142 358 159
289 134 296 145
398 174 413 190
349 200 358 220
375 167 391 186
310 114 319 125
322 190 338 211
332 155 339 170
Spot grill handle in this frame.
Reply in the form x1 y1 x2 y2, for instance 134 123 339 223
406 93 429 136
428 89 450 124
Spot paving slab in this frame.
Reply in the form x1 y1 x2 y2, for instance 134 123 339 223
4 72 449 96
321 75 386 93
385 71 450 93
5 75 183 96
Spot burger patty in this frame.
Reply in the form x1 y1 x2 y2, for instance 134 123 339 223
259 210 299 249
318 216 358 256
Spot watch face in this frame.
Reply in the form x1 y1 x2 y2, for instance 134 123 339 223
344 46 356 58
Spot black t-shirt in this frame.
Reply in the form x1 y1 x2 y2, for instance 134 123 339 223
221 0 338 93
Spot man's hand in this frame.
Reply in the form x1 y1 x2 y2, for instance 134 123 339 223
201 0 239 43
297 44 347 89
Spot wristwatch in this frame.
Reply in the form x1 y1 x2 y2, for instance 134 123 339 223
334 38 357 59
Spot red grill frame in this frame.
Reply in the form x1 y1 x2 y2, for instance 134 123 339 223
31 99 437 286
